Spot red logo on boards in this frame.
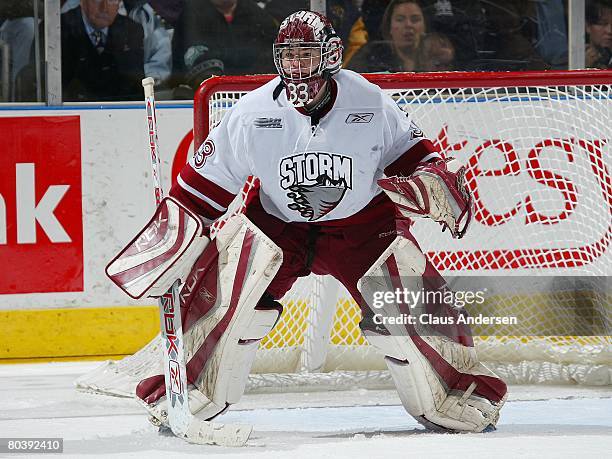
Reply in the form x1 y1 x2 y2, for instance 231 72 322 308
0 116 83 293
431 125 611 270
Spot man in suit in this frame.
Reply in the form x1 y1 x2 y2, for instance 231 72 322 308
62 0 144 101
62 0 172 86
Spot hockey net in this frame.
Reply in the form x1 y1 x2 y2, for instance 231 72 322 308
77 71 611 397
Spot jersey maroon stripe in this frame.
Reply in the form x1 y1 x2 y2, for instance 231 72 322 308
384 139 438 177
170 181 225 222
181 164 236 208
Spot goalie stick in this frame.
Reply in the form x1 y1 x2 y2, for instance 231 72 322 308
141 77 252 447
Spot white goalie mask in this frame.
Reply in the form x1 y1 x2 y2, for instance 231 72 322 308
273 10 343 107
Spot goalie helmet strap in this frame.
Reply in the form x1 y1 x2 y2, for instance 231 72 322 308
304 78 337 127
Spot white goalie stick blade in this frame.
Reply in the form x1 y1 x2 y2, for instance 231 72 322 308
158 280 252 447
183 420 252 447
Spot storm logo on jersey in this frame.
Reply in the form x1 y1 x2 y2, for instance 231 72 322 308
279 152 352 221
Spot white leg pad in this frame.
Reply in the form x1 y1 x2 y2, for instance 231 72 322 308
368 332 506 432
140 214 283 425
358 236 507 433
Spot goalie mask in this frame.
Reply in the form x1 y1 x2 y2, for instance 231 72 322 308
273 10 343 107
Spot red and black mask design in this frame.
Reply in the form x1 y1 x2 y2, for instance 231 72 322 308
273 11 343 107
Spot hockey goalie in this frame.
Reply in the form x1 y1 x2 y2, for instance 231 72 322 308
107 10 507 440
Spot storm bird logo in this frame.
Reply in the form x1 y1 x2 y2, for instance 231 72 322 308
287 174 348 221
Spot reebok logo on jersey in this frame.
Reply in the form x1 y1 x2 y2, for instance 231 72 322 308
254 117 283 129
403 113 424 139
279 152 352 221
345 113 374 124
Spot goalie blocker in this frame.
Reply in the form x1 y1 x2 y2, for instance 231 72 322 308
107 198 284 425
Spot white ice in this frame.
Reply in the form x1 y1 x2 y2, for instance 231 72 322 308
1 362 611 458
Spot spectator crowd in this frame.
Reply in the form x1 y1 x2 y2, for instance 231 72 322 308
0 0 610 102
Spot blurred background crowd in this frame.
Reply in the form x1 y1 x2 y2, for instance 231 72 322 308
1 0 611 102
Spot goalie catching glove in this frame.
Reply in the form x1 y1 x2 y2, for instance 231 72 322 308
379 158 472 239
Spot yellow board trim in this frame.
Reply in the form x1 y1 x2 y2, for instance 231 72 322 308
2 355 131 364
2 290 608 364
0 306 159 363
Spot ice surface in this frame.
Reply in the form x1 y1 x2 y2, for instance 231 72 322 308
1 362 611 458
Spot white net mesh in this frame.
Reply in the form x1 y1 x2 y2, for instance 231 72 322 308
76 72 612 397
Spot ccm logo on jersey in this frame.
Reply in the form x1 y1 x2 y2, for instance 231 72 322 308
279 152 353 221
254 117 283 128
194 139 215 168
345 113 374 124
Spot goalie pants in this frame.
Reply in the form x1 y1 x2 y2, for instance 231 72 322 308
246 192 507 431
245 191 470 344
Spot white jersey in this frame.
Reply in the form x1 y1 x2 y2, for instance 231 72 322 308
177 69 433 223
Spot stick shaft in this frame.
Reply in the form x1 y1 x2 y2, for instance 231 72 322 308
142 77 164 206
141 77 191 435
138 78 251 446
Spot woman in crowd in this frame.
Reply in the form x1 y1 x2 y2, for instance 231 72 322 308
348 0 426 72
418 31 455 71
586 0 612 69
